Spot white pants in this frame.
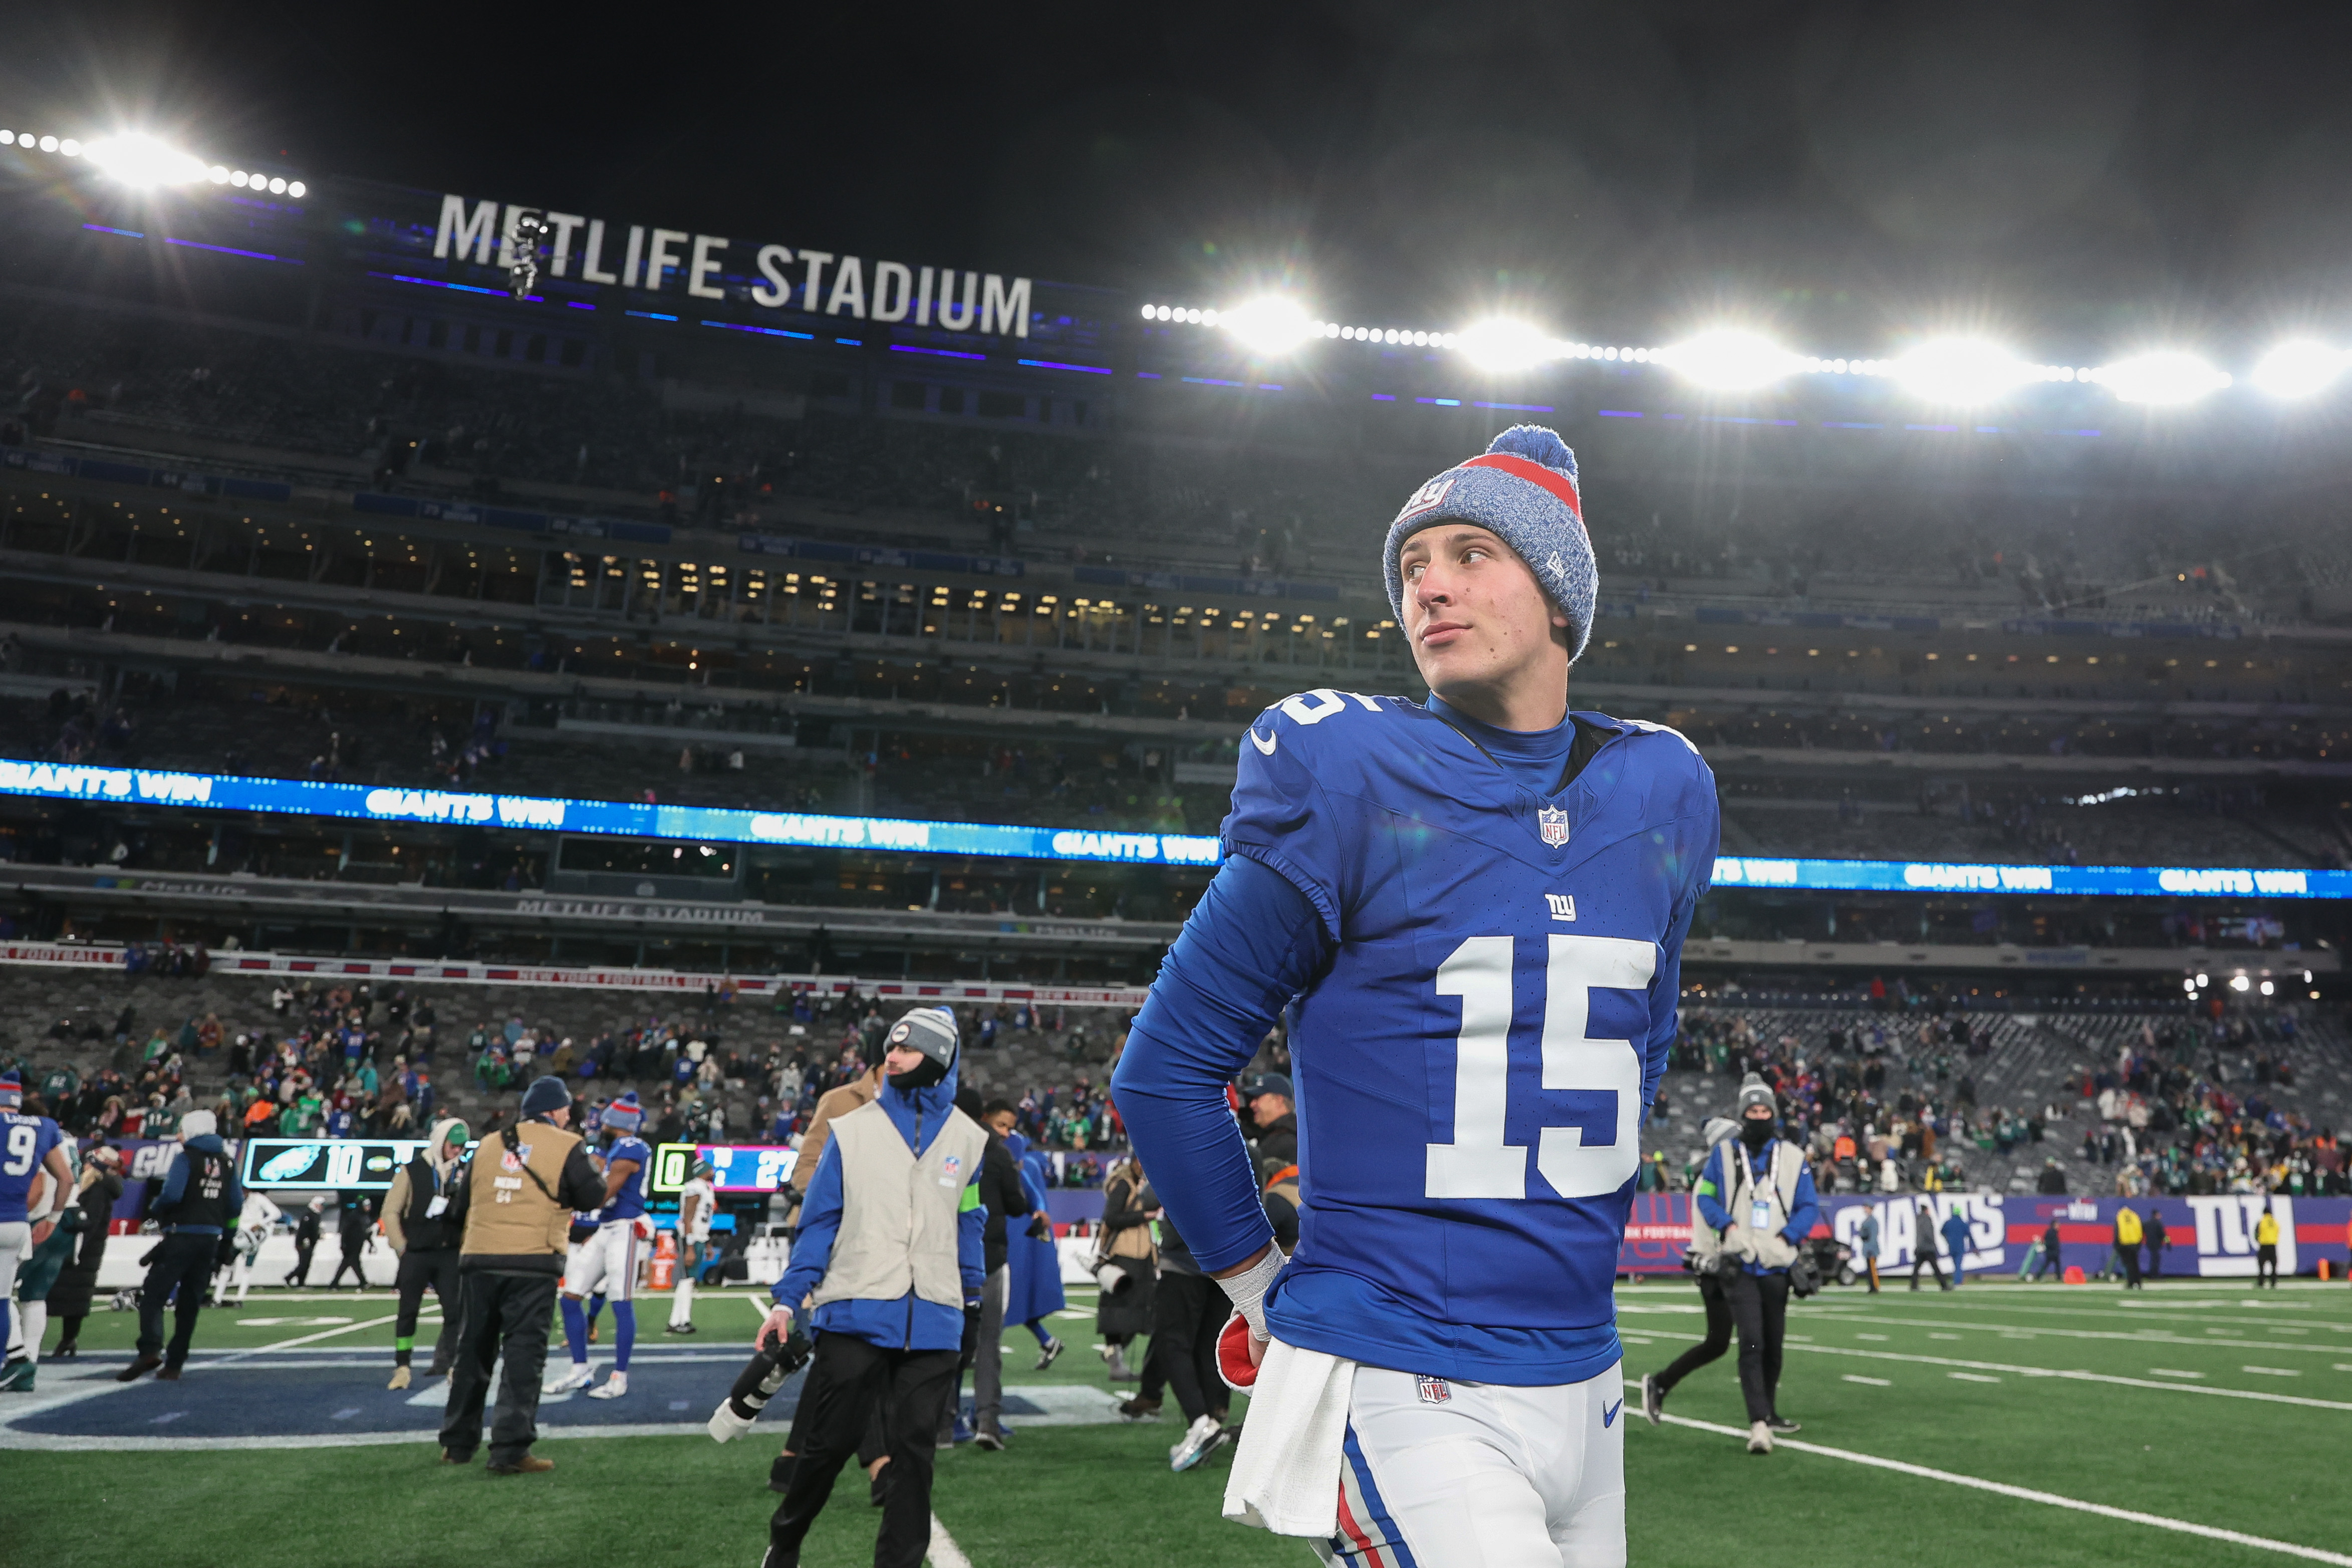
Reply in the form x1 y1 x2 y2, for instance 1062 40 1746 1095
1323 1362 1626 1568
563 1220 640 1301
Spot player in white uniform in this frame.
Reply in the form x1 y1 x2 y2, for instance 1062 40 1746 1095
666 1159 717 1335
551 1090 651 1399
225 1189 284 1304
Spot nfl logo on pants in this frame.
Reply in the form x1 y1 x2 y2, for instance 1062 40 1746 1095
1537 805 1571 847
1416 1375 1451 1405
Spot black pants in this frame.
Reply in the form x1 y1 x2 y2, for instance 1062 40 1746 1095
136 1233 219 1368
2119 1245 2143 1288
1144 1271 1230 1425
439 1268 558 1466
327 1241 368 1288
394 1249 462 1370
1911 1250 1946 1289
286 1240 316 1285
2146 1243 2166 1283
1649 1272 1731 1397
770 1333 959 1568
2257 1243 2279 1286
1722 1270 1790 1425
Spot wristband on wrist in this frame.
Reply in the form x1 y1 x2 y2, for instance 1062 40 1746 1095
1220 1245 1285 1342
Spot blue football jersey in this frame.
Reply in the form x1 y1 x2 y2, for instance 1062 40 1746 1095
1229 689 1716 1382
0 1111 65 1223
601 1136 653 1220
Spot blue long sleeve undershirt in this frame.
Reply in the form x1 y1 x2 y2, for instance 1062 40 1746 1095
1112 852 1331 1274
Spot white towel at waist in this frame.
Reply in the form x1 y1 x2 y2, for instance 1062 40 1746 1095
1222 1337 1357 1537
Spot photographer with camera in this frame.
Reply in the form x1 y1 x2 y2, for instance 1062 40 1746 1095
1638 1116 1740 1427
755 1006 986 1568
1691 1075 1819 1455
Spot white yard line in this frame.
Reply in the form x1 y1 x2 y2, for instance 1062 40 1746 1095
1841 1374 1890 1386
1657 1413 2352 1566
205 1314 407 1365
927 1513 973 1568
1796 1311 2348 1355
1779 1342 2352 1412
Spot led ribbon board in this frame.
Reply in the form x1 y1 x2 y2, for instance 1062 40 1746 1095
241 1137 433 1190
650 1142 798 1194
1 758 2343 894
0 757 1221 867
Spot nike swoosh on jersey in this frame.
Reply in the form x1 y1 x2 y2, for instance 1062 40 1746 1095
1250 728 1278 755
1602 1398 1623 1427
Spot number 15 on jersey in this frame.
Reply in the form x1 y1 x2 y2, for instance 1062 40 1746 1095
1426 933 1655 1202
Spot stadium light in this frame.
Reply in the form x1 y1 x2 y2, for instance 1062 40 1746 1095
2229 972 2251 991
82 133 207 188
2250 339 2347 400
2093 351 2231 405
1890 339 2037 405
1657 330 1800 391
1453 318 1554 373
1219 297 1316 357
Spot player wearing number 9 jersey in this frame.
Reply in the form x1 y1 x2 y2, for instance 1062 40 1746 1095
1115 426 1716 1567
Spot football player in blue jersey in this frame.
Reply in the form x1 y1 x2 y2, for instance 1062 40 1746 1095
1115 426 1717 1566
551 1090 652 1400
0 1072 74 1381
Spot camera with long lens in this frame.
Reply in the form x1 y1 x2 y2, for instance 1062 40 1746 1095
707 1328 814 1443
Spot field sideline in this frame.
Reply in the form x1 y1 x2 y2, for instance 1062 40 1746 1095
7 1278 2348 1567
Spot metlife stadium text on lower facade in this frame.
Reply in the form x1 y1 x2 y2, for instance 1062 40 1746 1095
0 757 2334 895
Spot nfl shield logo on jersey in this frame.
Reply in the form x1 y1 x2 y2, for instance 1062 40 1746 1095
1416 1375 1451 1405
1537 805 1571 847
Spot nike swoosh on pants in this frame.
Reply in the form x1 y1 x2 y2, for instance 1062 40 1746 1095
1602 1399 1622 1427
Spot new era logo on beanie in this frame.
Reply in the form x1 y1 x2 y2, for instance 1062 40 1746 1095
1382 424 1599 662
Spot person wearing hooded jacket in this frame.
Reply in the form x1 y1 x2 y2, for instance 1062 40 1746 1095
1639 1115 1742 1427
383 1117 469 1389
757 1006 987 1568
1692 1075 1820 1455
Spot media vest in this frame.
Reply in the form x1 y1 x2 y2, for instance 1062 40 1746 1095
809 1100 985 1314
157 1147 231 1232
460 1121 584 1263
1718 1140 1806 1270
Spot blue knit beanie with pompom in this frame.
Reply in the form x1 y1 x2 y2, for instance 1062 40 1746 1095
1382 424 1598 662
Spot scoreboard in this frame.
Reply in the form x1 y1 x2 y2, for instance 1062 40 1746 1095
649 1141 798 1194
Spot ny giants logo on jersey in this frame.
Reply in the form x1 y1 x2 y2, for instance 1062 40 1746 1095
1537 804 1571 847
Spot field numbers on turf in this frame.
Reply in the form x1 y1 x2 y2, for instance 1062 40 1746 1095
3 1123 34 1175
1426 934 1653 1201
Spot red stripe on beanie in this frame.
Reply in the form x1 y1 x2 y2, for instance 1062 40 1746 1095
1458 452 1583 523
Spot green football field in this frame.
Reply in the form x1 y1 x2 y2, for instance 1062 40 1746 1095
8 1277 2349 1568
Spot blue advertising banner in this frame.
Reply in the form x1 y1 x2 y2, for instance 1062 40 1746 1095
1 755 2345 890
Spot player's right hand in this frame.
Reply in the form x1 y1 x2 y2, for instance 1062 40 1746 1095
758 1306 795 1350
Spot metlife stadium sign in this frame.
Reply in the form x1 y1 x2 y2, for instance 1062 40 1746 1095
1 757 2343 894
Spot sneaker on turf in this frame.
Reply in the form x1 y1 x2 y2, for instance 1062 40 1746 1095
973 1426 1005 1451
1746 1420 1773 1455
1765 1414 1801 1433
1170 1414 1227 1472
1034 1336 1065 1373
1118 1395 1163 1421
0 1358 35 1392
543 1362 594 1395
587 1370 629 1400
665 1321 698 1335
388 1365 413 1391
1640 1374 1664 1427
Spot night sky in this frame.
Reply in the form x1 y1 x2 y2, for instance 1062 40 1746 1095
9 2 2352 357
